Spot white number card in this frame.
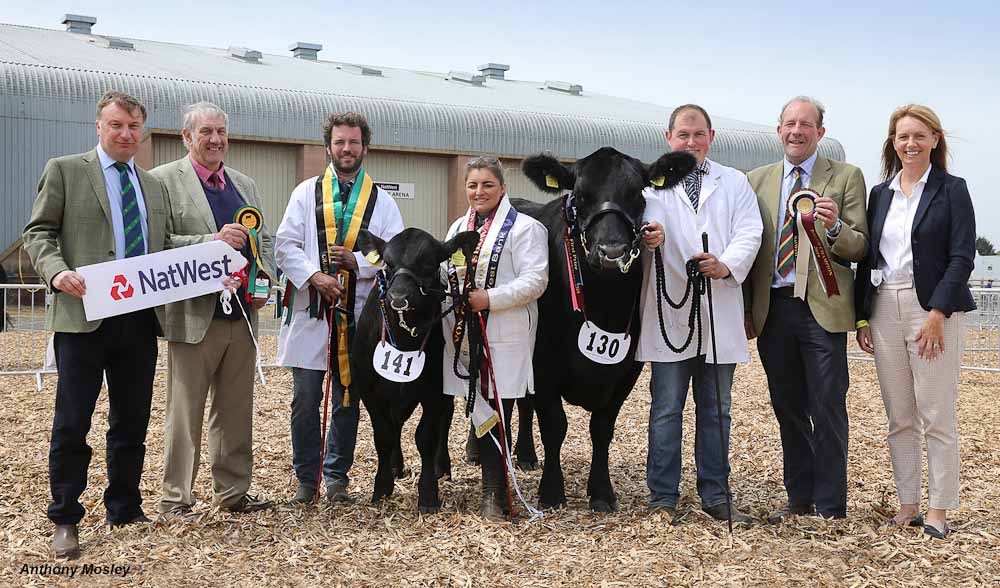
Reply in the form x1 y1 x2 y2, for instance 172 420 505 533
373 341 425 382
577 321 630 365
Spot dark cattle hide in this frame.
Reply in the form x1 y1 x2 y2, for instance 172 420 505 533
515 146 695 511
351 227 478 512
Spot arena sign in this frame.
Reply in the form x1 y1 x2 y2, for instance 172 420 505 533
77 241 247 321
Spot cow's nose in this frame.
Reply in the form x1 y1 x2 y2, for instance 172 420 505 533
598 243 627 260
388 291 409 311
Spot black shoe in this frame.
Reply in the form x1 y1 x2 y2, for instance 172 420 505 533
108 513 151 529
703 503 753 525
882 513 924 527
924 522 950 539
767 503 815 524
52 524 80 559
326 481 353 505
225 494 272 513
288 485 316 505
479 492 509 522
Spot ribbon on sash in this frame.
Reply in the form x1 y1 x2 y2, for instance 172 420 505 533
789 188 840 299
310 166 379 406
562 193 586 314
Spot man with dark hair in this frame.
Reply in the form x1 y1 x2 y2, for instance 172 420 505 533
639 104 761 524
744 96 868 522
275 112 403 504
23 90 168 558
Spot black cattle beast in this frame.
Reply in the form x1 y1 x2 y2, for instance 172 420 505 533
352 228 478 513
516 147 695 511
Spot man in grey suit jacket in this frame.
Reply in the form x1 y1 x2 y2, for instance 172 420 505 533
151 102 275 519
23 91 167 558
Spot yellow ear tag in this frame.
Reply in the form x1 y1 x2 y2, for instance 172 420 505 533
545 174 560 189
650 176 666 187
451 249 466 267
364 251 382 265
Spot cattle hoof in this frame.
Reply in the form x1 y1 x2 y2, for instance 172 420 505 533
436 468 452 481
538 497 567 510
418 504 441 515
589 498 619 513
516 458 539 471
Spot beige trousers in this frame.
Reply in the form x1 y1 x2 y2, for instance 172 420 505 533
871 283 964 510
160 319 256 512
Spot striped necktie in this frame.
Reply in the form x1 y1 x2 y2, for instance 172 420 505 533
683 160 710 212
113 162 145 258
776 166 803 277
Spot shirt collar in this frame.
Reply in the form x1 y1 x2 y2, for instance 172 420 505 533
889 164 932 192
189 155 225 187
96 144 136 174
783 151 818 179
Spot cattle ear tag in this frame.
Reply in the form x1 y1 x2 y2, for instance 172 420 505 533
650 176 666 187
545 174 560 189
364 251 382 265
451 249 466 267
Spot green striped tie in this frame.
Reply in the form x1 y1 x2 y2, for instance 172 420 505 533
114 162 145 258
776 166 803 277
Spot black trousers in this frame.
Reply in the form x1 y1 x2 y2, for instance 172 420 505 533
48 310 158 525
477 398 516 496
757 295 849 518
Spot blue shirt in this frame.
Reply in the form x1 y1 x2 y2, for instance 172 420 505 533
771 151 817 288
96 144 149 259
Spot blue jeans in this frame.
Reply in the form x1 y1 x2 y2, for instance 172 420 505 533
290 367 359 489
647 357 736 509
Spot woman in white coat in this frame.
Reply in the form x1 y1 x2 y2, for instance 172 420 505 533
441 156 548 520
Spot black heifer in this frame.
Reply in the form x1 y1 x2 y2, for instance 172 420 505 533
352 228 478 512
516 147 694 511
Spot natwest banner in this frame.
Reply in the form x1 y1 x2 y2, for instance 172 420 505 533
77 241 248 321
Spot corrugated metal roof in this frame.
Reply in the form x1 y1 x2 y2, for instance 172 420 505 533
0 22 845 166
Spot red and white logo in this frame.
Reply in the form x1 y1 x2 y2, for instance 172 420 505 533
110 275 135 300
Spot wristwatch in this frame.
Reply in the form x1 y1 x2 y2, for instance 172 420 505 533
827 217 843 240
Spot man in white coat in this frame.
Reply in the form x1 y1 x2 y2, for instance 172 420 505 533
639 104 762 523
275 112 404 504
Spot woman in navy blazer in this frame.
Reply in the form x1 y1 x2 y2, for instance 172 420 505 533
854 104 976 539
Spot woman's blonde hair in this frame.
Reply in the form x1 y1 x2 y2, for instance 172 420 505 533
881 104 947 181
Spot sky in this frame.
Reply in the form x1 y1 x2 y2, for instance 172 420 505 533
3 0 998 245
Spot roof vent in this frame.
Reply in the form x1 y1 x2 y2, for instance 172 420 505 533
229 46 262 63
290 42 322 60
544 80 583 95
95 36 134 51
478 63 510 80
63 14 96 35
339 64 383 76
448 71 485 86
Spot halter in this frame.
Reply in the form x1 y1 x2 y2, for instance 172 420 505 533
565 193 644 274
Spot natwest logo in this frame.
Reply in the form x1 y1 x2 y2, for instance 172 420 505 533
110 275 135 301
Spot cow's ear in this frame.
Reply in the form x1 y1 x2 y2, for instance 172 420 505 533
441 231 480 264
646 152 696 189
522 153 575 193
356 230 387 266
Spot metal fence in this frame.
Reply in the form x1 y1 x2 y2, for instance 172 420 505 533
3 284 999 390
0 283 286 390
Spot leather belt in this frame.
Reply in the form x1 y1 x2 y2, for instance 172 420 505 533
771 286 795 298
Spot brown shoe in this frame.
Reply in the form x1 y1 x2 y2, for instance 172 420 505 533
158 505 198 523
52 524 80 559
225 494 272 513
767 503 815 524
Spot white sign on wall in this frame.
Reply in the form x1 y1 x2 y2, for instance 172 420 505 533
375 182 415 200
76 241 248 321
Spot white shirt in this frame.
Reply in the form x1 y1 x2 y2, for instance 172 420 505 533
771 151 817 288
637 159 763 364
275 168 405 370
878 165 931 284
96 144 149 258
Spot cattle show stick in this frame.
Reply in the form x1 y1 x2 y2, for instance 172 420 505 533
702 232 734 535
314 308 336 503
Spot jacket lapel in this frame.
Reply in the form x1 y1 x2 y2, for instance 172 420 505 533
178 160 219 232
869 183 893 261
911 165 943 232
762 162 783 243
808 156 833 197
82 150 113 223
698 161 722 210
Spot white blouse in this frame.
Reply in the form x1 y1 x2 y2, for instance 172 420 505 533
878 165 931 284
